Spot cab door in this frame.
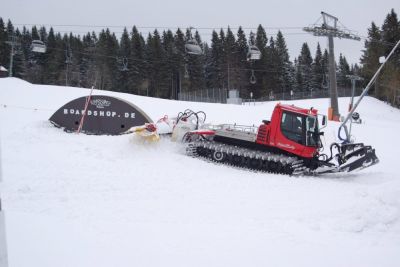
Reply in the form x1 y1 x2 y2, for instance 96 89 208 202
272 111 308 157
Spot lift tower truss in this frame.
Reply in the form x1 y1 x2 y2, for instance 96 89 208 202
304 12 361 121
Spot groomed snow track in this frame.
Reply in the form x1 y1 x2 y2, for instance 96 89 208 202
186 140 308 176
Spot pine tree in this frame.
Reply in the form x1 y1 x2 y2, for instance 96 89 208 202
0 18 9 68
188 30 206 91
276 31 293 94
79 32 94 88
297 43 313 91
42 27 64 85
235 26 249 96
321 49 329 90
253 25 268 98
39 26 48 42
173 28 186 98
181 29 205 93
224 27 236 90
61 34 72 86
19 26 32 79
294 58 302 91
266 36 280 94
380 61 400 106
351 63 361 76
146 30 169 98
380 9 400 104
130 26 147 95
381 9 400 58
11 28 27 78
116 27 131 93
3 20 15 76
337 53 351 88
218 28 227 89
207 30 224 89
322 49 329 74
65 33 84 87
20 26 35 82
96 29 118 90
255 25 268 52
162 29 176 98
312 43 324 90
360 22 384 96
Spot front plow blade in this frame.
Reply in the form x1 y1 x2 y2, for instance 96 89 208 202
338 144 379 172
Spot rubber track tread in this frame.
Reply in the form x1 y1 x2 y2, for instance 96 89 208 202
186 140 307 176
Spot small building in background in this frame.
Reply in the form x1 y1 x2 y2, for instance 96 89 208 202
226 89 242 105
0 66 8 78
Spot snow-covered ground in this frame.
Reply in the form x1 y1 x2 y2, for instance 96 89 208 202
1 78 399 267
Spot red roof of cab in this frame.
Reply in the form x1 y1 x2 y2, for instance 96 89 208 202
276 103 318 116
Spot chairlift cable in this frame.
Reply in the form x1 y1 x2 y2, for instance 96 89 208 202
3 30 398 48
13 23 305 31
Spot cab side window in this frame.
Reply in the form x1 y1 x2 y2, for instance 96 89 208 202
281 112 304 144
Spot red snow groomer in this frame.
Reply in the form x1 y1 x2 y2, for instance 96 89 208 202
184 103 379 175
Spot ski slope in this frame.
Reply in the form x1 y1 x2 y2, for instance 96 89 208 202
1 78 400 267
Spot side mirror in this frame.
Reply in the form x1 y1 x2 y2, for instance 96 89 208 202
322 115 327 126
317 114 327 129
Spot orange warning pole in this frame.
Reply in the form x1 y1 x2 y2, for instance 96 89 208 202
76 86 94 134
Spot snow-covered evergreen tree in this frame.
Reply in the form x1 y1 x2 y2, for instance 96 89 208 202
297 43 313 91
312 43 324 90
276 31 293 93
337 53 351 88
235 26 249 97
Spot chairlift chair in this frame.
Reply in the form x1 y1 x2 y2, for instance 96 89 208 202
184 64 189 79
116 57 129 72
121 57 129 71
185 39 202 55
65 50 73 64
249 69 256 84
247 45 261 61
31 40 46 53
65 57 73 64
28 59 37 65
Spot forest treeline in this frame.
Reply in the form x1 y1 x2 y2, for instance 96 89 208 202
0 9 399 105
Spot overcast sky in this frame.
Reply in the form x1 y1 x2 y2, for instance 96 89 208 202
2 0 399 64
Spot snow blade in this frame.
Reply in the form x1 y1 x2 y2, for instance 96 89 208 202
338 143 379 172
